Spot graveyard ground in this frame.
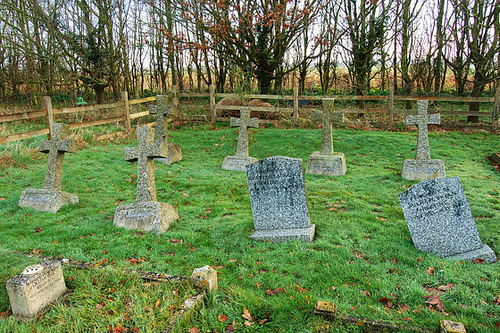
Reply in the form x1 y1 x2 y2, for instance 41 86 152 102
0 121 499 332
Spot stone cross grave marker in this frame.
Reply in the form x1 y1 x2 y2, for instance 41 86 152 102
398 177 496 263
148 95 182 165
222 107 260 171
247 156 316 242
6 260 67 320
114 126 179 233
18 123 78 213
401 100 445 181
305 98 346 176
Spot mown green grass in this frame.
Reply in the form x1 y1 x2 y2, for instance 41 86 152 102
0 123 499 332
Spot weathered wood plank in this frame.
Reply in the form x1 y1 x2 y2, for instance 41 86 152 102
128 96 158 105
68 116 127 130
394 96 494 103
216 105 292 113
53 101 125 115
130 111 150 120
0 110 47 123
0 128 50 144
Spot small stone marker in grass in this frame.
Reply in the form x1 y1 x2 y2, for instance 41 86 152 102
6 261 67 320
18 123 78 213
402 100 445 181
398 177 496 263
113 126 179 233
191 266 218 291
148 95 182 165
247 156 315 242
306 98 346 176
222 107 260 171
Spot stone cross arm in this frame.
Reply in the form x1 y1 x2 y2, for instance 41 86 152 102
39 139 76 154
406 113 440 126
124 141 169 162
230 116 259 128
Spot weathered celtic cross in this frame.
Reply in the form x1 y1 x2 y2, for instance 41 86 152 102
148 95 172 144
230 107 259 157
124 127 168 202
39 123 75 191
406 100 440 160
310 99 344 155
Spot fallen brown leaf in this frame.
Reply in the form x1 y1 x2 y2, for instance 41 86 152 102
265 287 284 295
425 267 435 275
188 328 200 333
438 283 456 291
242 308 252 321
473 258 485 264
218 315 229 322
244 321 253 327
362 290 371 297
424 294 441 305
296 285 308 293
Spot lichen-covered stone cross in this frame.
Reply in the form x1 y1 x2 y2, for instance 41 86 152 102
124 127 168 202
39 123 75 191
310 99 343 155
230 107 259 157
148 95 172 144
406 100 440 160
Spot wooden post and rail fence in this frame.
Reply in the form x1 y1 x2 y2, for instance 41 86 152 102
1 83 499 145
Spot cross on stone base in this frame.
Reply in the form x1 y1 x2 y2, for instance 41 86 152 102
222 107 260 172
148 95 182 165
114 126 179 233
402 100 446 181
305 99 346 176
18 123 78 213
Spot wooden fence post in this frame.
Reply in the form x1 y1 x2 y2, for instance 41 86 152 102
209 85 216 123
388 85 394 129
121 91 131 132
493 79 500 132
172 85 179 118
293 85 299 123
42 96 54 140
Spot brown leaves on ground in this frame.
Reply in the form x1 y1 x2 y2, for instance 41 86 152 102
362 290 371 297
296 285 308 293
425 267 435 275
126 257 147 265
188 328 200 333
265 287 285 295
424 294 445 312
242 308 253 327
218 315 229 322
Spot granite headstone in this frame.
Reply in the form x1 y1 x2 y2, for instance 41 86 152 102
148 95 182 165
306 98 346 176
18 123 78 213
247 156 315 242
401 100 446 181
113 126 179 233
222 107 260 171
6 260 67 320
398 177 496 263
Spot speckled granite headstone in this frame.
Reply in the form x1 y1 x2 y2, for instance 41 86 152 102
402 100 445 181
148 95 182 165
222 107 260 172
113 126 179 233
18 123 78 213
398 177 496 263
247 156 315 242
6 260 67 320
306 98 346 176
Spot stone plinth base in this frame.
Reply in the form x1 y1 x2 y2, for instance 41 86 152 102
113 201 179 233
19 189 78 213
250 225 316 243
401 159 446 181
222 155 258 172
155 142 182 165
6 260 67 320
306 152 346 176
446 244 497 264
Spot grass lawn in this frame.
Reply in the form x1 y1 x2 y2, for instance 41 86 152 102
0 121 499 332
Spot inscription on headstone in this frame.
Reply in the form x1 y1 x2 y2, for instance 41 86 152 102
148 95 182 165
401 100 445 181
6 260 67 320
114 126 179 233
222 107 260 171
398 177 496 263
19 123 78 213
247 156 315 242
306 99 346 176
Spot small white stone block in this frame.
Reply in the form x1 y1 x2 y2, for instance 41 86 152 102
6 260 67 320
441 320 466 333
191 266 218 291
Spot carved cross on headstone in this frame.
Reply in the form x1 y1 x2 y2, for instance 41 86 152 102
124 127 168 202
148 95 172 144
39 123 75 191
230 107 259 157
310 99 343 156
406 100 440 160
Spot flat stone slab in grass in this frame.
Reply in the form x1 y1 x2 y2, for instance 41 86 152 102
18 189 78 214
398 177 496 263
221 155 258 171
155 142 183 165
247 156 315 243
114 201 179 233
306 99 346 176
6 260 67 320
18 123 78 213
401 159 446 181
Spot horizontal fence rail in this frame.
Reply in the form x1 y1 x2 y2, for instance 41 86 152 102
1 84 499 144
